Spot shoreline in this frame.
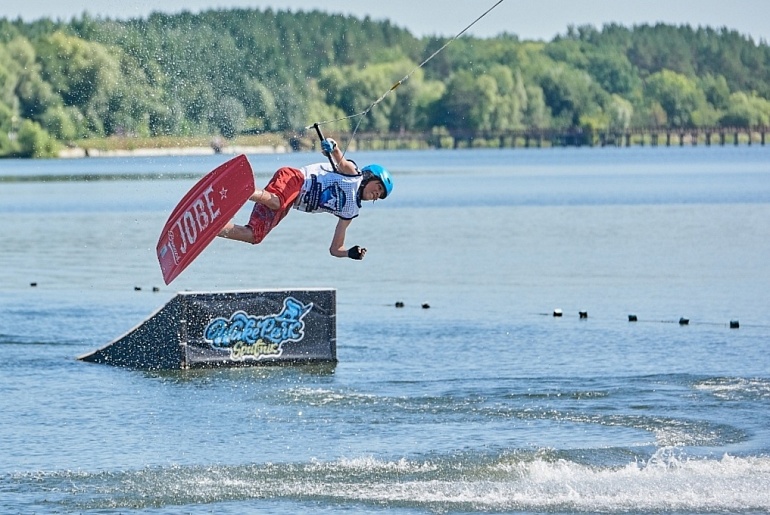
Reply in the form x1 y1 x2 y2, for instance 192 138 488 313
58 144 291 159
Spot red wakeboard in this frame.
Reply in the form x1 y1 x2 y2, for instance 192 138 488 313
157 154 254 284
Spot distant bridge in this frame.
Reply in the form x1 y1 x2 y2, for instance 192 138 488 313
320 126 769 150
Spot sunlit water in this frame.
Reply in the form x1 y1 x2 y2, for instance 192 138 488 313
1 146 770 513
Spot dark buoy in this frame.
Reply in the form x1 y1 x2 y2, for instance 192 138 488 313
628 315 637 322
679 317 689 325
553 309 563 317
152 286 160 292
730 320 740 329
395 301 404 308
134 286 142 291
30 282 38 287
421 303 430 309
579 311 588 319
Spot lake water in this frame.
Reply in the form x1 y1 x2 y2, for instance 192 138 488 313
1 146 769 514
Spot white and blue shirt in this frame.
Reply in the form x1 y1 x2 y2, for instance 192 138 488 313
294 162 363 220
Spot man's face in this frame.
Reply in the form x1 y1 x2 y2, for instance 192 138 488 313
361 180 385 201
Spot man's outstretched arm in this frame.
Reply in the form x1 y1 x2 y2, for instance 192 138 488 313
329 218 366 259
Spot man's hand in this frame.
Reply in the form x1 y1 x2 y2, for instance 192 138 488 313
321 138 337 156
347 245 367 260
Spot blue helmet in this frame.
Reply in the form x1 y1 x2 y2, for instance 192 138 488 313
361 164 393 199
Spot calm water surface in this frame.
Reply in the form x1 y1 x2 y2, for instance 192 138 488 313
1 146 770 513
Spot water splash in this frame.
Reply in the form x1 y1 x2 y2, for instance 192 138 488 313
5 451 769 512
695 377 770 401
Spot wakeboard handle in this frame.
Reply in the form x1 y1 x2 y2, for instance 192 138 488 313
313 122 338 172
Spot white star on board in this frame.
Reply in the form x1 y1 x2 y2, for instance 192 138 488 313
219 187 228 199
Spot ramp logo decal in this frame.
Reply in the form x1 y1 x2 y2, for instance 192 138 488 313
204 297 313 361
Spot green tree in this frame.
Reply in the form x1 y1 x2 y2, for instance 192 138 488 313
539 64 606 128
486 65 527 131
586 51 639 95
644 70 708 127
523 84 550 128
719 92 770 126
210 96 246 138
627 24 697 77
607 94 633 130
180 83 218 132
15 118 59 157
698 74 731 110
148 100 184 137
39 105 85 141
4 9 770 152
5 36 60 121
0 45 18 106
241 78 278 131
388 70 444 132
304 80 352 134
37 32 120 108
547 31 590 68
103 51 166 136
318 59 415 132
0 100 15 155
432 70 492 131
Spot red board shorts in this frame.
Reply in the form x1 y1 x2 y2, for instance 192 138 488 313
247 166 304 244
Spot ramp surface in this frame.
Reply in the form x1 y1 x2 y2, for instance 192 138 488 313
79 289 336 369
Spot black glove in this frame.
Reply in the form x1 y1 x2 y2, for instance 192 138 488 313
347 245 366 260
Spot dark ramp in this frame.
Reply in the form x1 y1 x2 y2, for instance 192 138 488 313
78 289 336 369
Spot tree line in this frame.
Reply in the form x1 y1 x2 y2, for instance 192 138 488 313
1 9 770 157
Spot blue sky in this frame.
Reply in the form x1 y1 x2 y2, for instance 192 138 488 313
1 0 768 43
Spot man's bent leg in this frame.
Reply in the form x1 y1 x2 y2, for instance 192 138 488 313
249 188 281 211
245 203 290 244
263 167 304 211
218 222 255 243
218 167 302 245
